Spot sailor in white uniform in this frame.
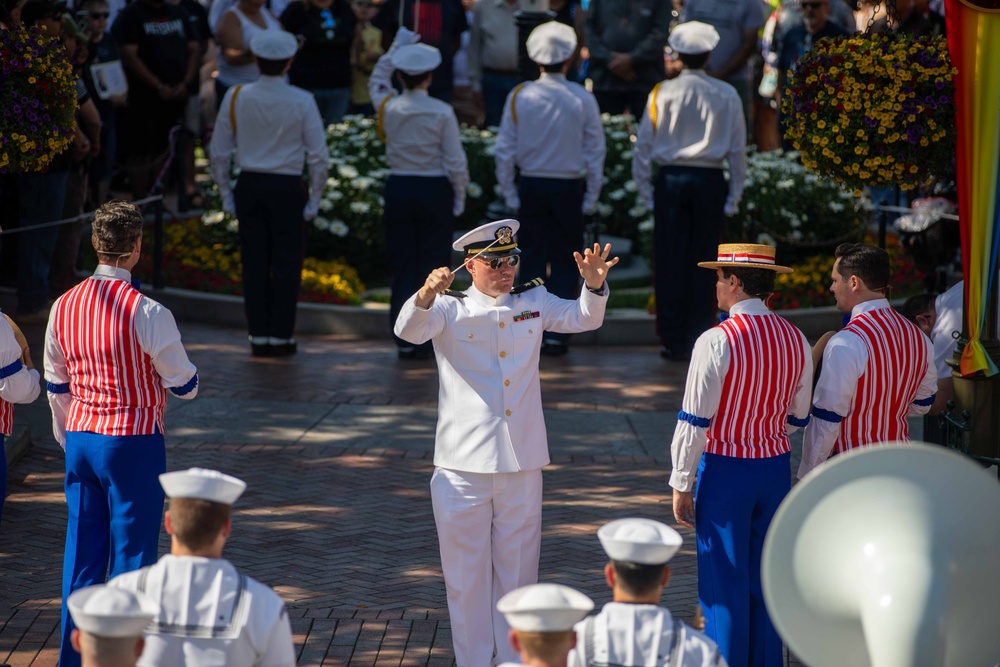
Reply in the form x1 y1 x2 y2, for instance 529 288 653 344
496 583 594 667
568 518 727 667
67 585 158 667
108 468 296 667
394 219 618 666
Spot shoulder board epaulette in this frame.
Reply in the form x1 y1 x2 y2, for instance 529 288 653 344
511 278 544 295
443 289 466 298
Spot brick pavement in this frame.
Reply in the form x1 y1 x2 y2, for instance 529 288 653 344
1 318 811 666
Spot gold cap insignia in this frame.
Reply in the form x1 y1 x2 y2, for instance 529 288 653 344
495 226 514 245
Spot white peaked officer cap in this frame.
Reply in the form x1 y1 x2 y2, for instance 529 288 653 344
598 518 683 565
68 585 158 638
250 30 298 60
391 43 442 75
497 583 594 632
453 218 521 257
159 467 247 505
526 21 577 66
668 21 721 55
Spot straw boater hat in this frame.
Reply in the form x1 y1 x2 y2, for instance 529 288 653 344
697 243 793 274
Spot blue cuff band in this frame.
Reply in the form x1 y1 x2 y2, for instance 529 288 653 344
678 410 711 429
169 373 198 397
913 393 936 407
0 359 24 379
811 405 843 423
47 381 70 394
787 414 810 428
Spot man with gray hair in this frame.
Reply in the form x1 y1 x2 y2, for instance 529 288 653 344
45 199 200 667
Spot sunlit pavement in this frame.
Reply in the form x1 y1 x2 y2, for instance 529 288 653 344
2 318 815 666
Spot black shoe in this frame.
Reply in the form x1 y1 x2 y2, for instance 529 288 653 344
540 340 569 357
660 347 691 361
251 343 272 357
271 341 297 356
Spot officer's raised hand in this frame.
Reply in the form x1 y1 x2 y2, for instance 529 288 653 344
574 243 619 290
415 267 455 308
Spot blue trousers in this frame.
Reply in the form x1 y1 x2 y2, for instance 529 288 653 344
695 451 789 667
517 176 584 344
653 165 726 355
383 175 454 351
59 431 166 667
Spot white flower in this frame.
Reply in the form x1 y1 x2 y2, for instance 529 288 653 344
351 177 374 191
776 179 795 190
828 201 845 212
747 202 756 211
629 205 645 218
202 211 225 226
226 219 239 233
494 184 505 197
350 201 370 214
756 232 777 245
621 150 633 160
790 229 803 241
328 190 344 200
624 180 638 192
326 177 341 188
597 203 613 217
338 165 359 179
330 219 349 237
638 218 654 232
467 182 483 198
608 189 626 201
313 216 331 231
482 145 496 157
319 199 334 212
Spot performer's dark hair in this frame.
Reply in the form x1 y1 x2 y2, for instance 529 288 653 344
679 52 710 70
722 266 776 300
611 560 666 596
168 498 230 550
397 70 431 89
92 199 143 258
899 293 936 326
835 242 890 292
257 56 291 76
541 61 568 73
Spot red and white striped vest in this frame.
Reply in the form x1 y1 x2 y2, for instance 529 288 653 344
51 277 167 436
707 313 807 458
0 398 12 436
834 308 928 454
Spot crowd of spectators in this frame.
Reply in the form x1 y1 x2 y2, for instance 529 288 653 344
1 0 948 321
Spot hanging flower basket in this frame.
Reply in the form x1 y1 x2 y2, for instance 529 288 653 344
781 32 956 191
0 26 77 174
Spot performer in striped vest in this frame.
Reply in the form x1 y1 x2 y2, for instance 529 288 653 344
669 243 812 667
43 200 200 667
0 312 42 528
798 243 936 479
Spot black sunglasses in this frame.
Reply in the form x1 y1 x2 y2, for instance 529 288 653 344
478 255 519 270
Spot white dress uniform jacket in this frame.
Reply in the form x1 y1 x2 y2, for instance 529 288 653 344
493 72 606 213
569 603 728 667
631 69 746 214
110 554 296 667
394 283 608 472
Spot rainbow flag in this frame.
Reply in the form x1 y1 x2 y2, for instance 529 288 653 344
945 0 1000 376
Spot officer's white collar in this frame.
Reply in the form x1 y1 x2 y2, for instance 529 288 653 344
93 264 132 282
467 284 512 308
538 72 567 82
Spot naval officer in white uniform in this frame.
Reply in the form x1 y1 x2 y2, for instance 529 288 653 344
108 468 296 666
568 518 727 667
394 219 619 666
496 583 594 667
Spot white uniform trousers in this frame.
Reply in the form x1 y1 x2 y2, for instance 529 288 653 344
431 467 543 667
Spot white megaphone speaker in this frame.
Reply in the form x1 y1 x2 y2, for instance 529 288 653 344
762 442 1000 667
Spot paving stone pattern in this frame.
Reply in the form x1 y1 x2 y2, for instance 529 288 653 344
1 320 809 666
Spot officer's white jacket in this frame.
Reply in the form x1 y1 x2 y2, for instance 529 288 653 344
569 602 727 667
395 282 608 473
109 554 296 667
